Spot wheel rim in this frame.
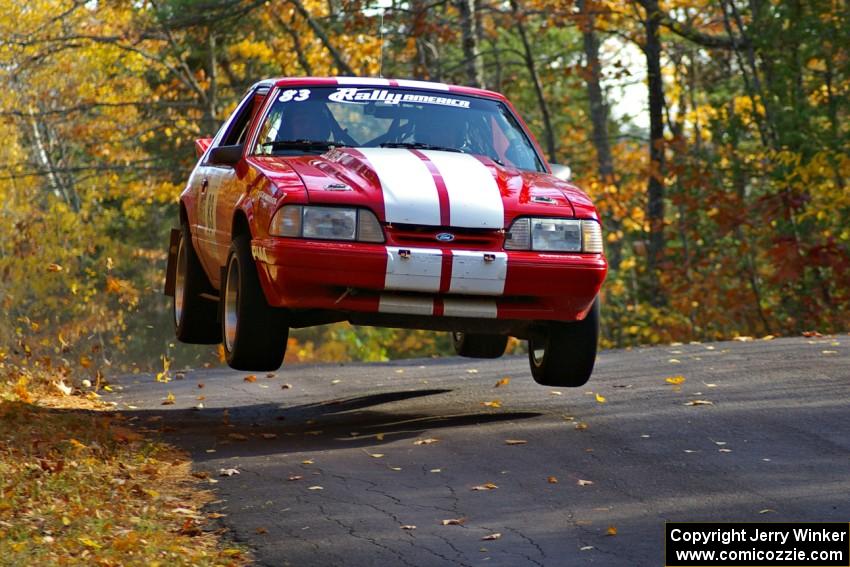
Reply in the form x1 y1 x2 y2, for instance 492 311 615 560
174 236 187 327
530 339 546 367
224 256 240 353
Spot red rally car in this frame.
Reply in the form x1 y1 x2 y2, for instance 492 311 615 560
164 77 607 387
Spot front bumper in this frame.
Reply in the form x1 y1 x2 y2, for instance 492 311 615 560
252 238 607 322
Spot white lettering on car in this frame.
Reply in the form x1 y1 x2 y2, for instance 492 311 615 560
279 89 311 102
327 88 470 108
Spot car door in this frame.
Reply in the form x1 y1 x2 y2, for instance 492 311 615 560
194 88 268 283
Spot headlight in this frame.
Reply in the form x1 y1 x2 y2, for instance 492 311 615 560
505 217 602 253
269 205 385 243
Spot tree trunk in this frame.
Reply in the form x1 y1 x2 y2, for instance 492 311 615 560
640 0 666 306
510 0 557 162
458 0 485 88
289 0 355 76
578 0 621 269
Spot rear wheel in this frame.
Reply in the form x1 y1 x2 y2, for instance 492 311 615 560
528 299 599 387
222 234 289 371
453 332 508 359
174 225 220 344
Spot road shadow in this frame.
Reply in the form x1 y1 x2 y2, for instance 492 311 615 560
109 388 543 462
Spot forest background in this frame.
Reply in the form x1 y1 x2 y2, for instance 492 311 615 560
1 0 847 381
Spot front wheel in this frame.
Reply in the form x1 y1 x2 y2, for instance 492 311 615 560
528 299 599 387
453 332 508 359
222 235 289 371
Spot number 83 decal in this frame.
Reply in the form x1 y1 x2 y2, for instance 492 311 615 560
279 89 310 102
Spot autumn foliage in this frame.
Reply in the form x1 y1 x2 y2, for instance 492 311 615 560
1 0 848 378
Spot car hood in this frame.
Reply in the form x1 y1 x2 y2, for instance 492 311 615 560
252 148 597 229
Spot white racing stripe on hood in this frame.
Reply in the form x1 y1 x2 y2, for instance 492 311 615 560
421 150 503 229
357 148 441 226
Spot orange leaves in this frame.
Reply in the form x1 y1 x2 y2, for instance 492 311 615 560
493 377 511 388
471 483 498 491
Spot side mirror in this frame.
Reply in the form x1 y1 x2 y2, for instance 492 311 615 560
208 144 243 167
550 163 572 181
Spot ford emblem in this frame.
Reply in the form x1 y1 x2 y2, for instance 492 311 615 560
436 232 455 242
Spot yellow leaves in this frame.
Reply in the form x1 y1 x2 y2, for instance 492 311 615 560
606 525 618 536
413 438 439 445
46 263 64 272
161 392 175 405
493 377 510 388
155 356 171 383
482 400 502 408
665 375 686 385
79 355 92 369
574 422 589 431
14 375 32 403
78 537 102 549
594 393 607 404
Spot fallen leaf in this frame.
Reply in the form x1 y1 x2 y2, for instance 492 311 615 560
47 263 64 272
549 390 563 396
684 400 714 406
577 479 593 486
191 471 210 480
376 433 385 441
472 483 498 491
207 512 226 519
288 475 303 481
719 448 733 453
429 468 441 473
390 466 402 471
256 527 268 535
606 525 617 536
228 433 248 441
665 375 686 385
574 422 589 431
466 369 479 374
331 379 341 384
734 336 753 342
281 383 293 389
219 468 240 477
307 486 323 490
494 377 510 388
759 509 775 514
243 375 257 383
505 439 527 445
822 350 838 355
78 537 101 549
580 545 594 551
482 400 502 408
368 453 385 459
261 433 278 439
53 380 73 396
802 330 822 337
595 393 606 404
302 459 314 465
668 358 681 364
547 476 559 484
161 392 175 405
414 438 439 445
762 335 775 341
482 533 501 540
400 525 417 530
266 373 276 378
441 518 465 526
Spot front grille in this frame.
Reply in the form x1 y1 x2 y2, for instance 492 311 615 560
388 224 504 249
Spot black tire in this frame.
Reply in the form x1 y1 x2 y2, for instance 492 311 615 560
221 234 288 371
452 332 508 359
528 299 599 387
174 224 221 344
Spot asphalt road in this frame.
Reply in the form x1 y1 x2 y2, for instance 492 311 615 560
108 336 850 566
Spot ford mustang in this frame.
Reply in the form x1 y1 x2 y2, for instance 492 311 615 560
164 77 607 387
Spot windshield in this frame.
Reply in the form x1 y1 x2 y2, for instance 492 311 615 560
253 86 545 172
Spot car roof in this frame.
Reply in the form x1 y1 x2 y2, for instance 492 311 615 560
248 77 508 102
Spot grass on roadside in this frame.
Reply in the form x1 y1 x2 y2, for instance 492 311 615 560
0 375 248 566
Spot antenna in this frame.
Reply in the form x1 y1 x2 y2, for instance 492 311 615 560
378 7 385 78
